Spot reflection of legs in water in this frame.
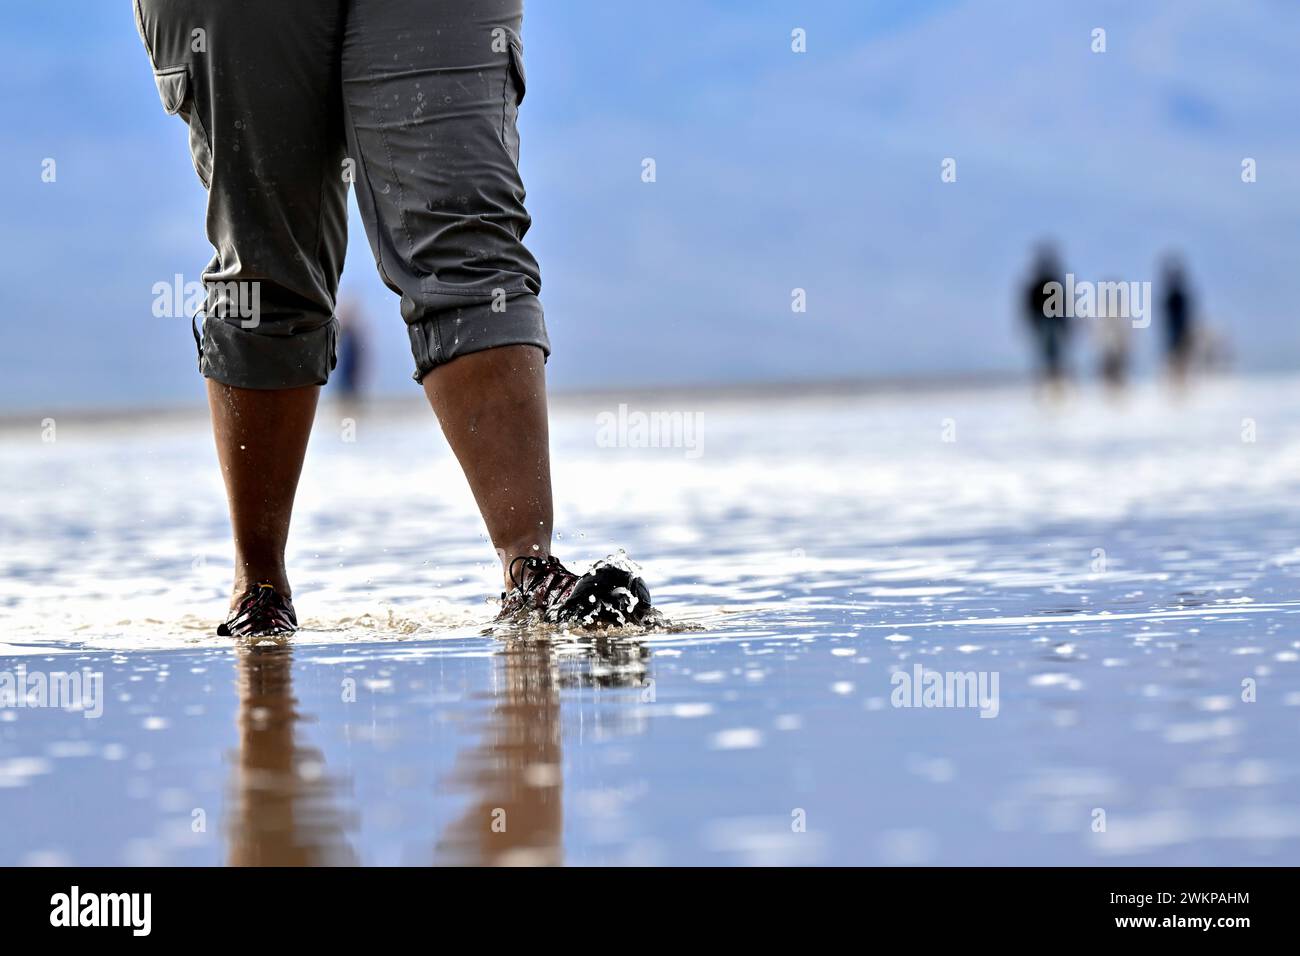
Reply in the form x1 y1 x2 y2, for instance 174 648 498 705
227 644 357 866
435 641 564 866
435 638 651 866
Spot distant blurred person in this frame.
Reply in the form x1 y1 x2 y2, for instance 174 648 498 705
334 299 370 402
1161 254 1197 387
1021 242 1072 397
1094 276 1131 396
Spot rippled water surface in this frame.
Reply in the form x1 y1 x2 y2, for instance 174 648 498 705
3 377 1300 864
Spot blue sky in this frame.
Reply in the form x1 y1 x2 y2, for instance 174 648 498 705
1 0 1297 410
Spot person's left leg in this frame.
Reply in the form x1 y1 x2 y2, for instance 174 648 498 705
342 0 551 588
421 345 553 588
342 1 654 624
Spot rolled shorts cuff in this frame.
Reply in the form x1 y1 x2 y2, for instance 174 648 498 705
199 315 338 390
408 294 550 382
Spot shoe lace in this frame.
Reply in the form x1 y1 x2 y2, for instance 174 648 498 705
224 584 291 632
508 555 572 594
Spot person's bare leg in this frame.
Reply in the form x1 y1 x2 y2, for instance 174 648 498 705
421 345 552 589
207 381 320 607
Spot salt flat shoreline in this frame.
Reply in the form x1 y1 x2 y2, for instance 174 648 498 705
1 367 1269 434
0 370 1038 431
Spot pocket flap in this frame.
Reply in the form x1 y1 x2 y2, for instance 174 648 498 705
508 39 526 105
153 67 188 115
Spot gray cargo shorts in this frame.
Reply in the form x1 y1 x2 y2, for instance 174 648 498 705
134 0 548 388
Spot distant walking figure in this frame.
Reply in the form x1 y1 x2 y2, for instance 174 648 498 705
333 299 369 402
1022 243 1071 395
1161 254 1196 385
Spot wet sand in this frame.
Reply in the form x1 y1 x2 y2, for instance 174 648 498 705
3 376 1300 864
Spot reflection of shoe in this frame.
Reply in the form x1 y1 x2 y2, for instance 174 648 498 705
498 554 654 627
217 584 299 638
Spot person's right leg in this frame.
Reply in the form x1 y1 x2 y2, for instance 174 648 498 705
135 0 349 621
208 381 320 604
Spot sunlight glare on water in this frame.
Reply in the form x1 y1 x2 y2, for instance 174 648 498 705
2 376 1300 864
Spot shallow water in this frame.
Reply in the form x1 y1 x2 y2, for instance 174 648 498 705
2 376 1300 864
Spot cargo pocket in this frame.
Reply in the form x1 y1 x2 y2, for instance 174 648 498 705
501 38 526 164
153 65 213 189
507 38 527 106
